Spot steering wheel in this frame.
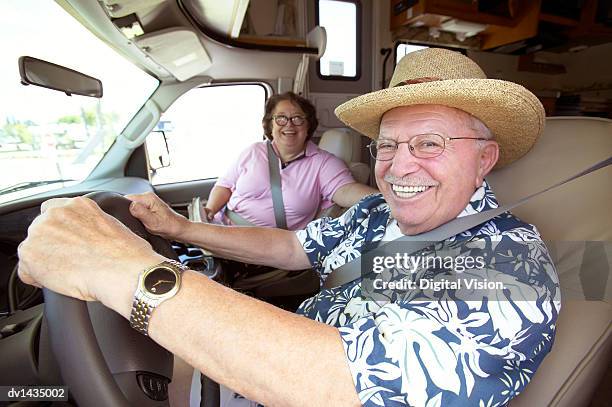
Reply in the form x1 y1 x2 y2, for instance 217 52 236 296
43 192 178 407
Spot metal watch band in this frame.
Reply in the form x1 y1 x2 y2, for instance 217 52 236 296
129 259 187 336
130 291 157 336
159 259 187 274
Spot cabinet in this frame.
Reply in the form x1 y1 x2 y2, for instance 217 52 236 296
390 0 520 32
390 0 612 51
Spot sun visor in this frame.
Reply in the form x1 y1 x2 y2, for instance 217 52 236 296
135 28 212 81
185 0 250 38
101 0 165 18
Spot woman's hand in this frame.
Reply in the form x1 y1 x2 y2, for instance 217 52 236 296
203 207 215 222
204 186 232 221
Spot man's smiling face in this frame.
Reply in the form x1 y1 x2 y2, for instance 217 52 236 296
374 104 499 235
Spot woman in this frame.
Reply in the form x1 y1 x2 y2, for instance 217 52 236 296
204 92 375 230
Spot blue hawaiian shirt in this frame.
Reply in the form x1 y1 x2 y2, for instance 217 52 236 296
295 181 561 406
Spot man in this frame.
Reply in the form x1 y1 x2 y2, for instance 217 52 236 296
18 48 559 406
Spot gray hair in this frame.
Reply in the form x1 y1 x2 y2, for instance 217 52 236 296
464 114 494 148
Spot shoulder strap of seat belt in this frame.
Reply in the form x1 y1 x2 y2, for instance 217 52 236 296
225 207 256 226
267 141 288 229
322 155 612 290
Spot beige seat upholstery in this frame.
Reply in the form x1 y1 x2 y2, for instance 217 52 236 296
318 127 370 184
487 117 612 406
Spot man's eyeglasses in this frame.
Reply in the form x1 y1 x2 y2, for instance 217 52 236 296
368 133 489 161
273 115 306 126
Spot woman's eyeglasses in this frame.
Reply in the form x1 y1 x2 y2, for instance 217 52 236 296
273 115 306 126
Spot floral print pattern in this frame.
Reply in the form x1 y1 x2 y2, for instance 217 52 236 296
295 181 560 406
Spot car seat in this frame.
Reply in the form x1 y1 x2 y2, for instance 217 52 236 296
487 117 612 406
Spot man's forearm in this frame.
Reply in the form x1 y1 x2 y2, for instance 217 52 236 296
19 196 355 405
105 267 360 406
176 221 310 271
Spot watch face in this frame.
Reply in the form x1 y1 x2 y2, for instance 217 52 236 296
144 267 177 295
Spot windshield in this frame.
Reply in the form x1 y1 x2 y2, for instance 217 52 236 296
0 0 159 203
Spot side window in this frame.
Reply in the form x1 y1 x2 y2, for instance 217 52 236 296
316 0 361 80
395 43 429 64
147 84 267 185
395 43 466 65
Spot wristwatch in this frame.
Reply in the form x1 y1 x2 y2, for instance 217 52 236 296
129 259 188 336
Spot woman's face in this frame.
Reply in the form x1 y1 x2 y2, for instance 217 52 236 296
270 100 309 151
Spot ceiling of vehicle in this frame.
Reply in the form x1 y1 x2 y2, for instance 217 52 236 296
64 0 307 84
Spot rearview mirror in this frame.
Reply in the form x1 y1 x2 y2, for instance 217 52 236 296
18 56 103 98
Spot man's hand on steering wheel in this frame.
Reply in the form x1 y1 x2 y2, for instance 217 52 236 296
18 196 165 317
126 192 191 242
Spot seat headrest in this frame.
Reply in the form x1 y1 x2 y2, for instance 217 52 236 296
318 128 361 165
319 128 370 184
487 116 612 242
489 118 611 299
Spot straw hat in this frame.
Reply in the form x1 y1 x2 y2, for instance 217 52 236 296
335 48 545 168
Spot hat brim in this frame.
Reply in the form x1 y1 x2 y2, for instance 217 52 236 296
335 79 545 168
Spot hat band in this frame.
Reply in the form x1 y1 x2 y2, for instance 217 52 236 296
393 77 441 87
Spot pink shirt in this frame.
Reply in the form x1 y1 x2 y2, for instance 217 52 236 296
215 141 355 230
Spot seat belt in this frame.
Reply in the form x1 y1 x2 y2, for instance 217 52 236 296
225 208 256 226
266 141 288 229
323 155 612 290
224 142 288 228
